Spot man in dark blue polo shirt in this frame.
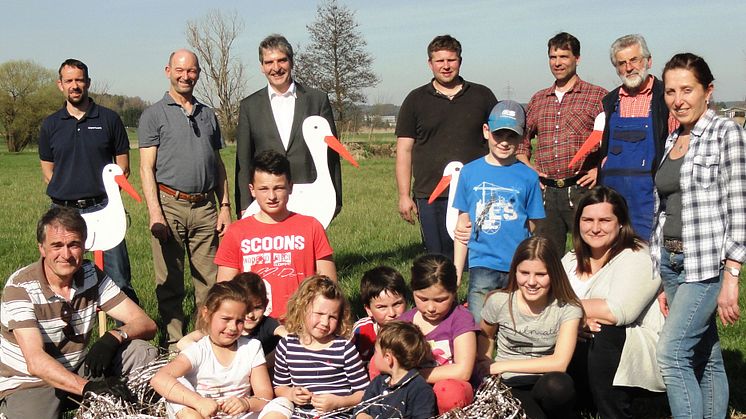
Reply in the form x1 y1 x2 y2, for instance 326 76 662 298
38 58 138 304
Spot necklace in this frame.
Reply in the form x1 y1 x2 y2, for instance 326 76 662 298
208 335 236 349
434 84 462 100
675 135 689 152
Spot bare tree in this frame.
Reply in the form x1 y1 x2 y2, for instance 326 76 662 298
90 79 111 96
294 0 379 131
186 9 246 143
0 60 58 152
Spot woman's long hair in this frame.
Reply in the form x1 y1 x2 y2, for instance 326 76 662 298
571 186 643 275
501 236 583 329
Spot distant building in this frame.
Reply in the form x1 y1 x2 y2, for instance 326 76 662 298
380 115 396 126
720 107 746 127
363 113 397 128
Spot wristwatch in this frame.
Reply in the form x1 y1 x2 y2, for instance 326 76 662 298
112 328 129 342
724 266 740 277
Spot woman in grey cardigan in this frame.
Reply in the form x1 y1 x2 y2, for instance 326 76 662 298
562 186 664 419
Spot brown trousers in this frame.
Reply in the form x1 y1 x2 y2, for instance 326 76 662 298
151 192 218 348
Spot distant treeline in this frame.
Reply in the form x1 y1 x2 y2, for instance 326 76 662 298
0 59 152 151
90 93 149 128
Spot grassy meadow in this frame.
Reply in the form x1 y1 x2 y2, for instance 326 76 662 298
1 132 745 416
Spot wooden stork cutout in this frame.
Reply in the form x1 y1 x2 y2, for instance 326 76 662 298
428 161 463 240
242 116 359 228
82 164 141 336
568 112 606 169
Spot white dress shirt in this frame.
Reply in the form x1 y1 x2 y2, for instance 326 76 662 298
268 81 297 150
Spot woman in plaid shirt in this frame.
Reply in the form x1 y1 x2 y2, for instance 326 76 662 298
652 53 745 419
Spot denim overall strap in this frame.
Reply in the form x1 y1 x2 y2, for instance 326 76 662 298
600 100 656 239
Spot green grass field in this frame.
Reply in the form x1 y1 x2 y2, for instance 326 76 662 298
340 131 396 143
1 144 745 417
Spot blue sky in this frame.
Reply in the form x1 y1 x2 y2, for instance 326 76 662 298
3 0 744 105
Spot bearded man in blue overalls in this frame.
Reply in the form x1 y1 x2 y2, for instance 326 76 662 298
599 34 677 240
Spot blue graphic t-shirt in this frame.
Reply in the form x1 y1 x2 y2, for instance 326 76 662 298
453 158 544 271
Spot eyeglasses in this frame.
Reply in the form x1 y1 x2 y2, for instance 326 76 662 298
616 56 646 68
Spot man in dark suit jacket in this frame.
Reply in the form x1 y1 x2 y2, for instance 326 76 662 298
235 34 341 218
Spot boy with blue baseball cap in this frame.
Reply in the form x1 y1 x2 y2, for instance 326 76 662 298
453 100 546 323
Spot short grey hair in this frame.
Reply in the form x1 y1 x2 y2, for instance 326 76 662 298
609 34 651 66
36 207 87 244
258 34 294 66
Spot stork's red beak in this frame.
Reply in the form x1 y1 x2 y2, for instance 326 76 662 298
569 112 605 169
568 130 603 169
114 175 142 202
324 136 360 168
428 174 452 204
94 250 104 270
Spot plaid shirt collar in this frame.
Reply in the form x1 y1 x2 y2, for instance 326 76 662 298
619 75 654 97
542 75 586 97
651 109 746 281
690 108 716 137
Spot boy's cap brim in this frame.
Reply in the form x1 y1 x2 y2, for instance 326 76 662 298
488 117 524 136
487 100 525 136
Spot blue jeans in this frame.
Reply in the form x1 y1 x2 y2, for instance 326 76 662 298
657 247 728 419
467 267 509 324
53 201 139 305
416 197 453 259
102 239 138 305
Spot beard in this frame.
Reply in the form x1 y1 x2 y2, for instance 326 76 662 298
620 67 649 90
66 90 88 106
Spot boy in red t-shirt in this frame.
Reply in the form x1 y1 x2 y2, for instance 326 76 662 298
214 150 337 320
352 266 408 377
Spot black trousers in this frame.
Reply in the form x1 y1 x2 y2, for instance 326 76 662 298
570 324 633 419
511 372 577 419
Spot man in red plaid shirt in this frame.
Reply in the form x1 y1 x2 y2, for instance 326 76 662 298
517 32 607 255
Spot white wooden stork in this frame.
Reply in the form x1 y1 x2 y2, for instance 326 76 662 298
242 116 359 228
80 163 141 336
428 161 464 240
80 164 141 252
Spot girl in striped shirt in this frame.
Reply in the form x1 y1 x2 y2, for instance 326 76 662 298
273 276 368 418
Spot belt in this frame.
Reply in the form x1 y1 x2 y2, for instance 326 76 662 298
663 238 684 254
158 184 211 203
539 174 582 188
51 195 107 209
